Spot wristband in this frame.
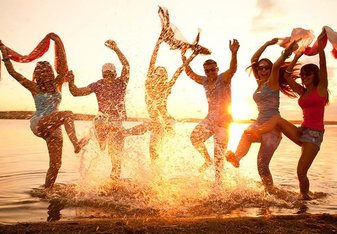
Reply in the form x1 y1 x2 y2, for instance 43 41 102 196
2 57 10 62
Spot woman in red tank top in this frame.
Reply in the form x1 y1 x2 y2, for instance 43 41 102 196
246 28 329 200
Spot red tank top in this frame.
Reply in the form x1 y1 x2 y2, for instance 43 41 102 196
298 88 326 130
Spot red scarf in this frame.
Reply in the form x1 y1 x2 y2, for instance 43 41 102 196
304 26 337 58
0 33 68 79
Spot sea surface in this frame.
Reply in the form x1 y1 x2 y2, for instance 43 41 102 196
0 119 336 224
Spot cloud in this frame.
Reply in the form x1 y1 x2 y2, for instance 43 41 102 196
251 0 285 32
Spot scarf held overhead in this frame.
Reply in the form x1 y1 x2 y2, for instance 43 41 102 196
304 26 337 58
0 33 68 79
278 26 337 59
158 6 211 55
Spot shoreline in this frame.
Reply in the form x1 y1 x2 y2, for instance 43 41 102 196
1 111 337 125
1 213 337 233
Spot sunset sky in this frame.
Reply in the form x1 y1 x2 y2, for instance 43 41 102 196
0 0 337 121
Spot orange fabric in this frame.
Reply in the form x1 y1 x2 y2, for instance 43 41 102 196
0 33 68 79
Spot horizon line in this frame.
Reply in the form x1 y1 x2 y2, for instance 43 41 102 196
0 111 337 125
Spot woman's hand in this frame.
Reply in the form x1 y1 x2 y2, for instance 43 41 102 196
0 44 8 56
65 70 74 83
105 39 117 50
317 28 327 41
267 38 279 46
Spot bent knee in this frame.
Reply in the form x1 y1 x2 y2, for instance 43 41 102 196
62 111 74 120
190 134 202 146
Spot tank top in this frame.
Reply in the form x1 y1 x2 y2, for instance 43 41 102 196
298 88 326 130
32 92 62 118
253 82 280 123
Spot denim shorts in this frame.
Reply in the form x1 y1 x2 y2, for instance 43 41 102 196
298 127 324 148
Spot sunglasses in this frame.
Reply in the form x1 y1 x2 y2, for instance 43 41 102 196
257 65 271 71
300 71 313 77
204 67 217 73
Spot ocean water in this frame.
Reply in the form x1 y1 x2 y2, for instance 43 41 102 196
0 119 336 224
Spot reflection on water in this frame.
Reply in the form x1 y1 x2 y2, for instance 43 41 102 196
0 120 336 224
47 199 65 222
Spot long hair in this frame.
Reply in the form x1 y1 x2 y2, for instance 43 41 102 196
247 59 297 98
301 64 319 86
278 62 299 98
301 63 329 104
32 61 60 90
246 58 272 81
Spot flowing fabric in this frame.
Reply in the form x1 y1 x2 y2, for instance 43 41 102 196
304 26 337 58
158 6 211 55
278 26 337 59
278 28 315 52
0 33 68 79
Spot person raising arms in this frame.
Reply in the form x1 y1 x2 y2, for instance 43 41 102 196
67 39 147 180
226 38 298 192
145 27 200 162
0 33 88 189
246 29 329 200
182 39 240 185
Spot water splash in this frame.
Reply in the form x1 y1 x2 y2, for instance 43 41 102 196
28 123 329 219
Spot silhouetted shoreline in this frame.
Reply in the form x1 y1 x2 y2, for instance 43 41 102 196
0 111 336 125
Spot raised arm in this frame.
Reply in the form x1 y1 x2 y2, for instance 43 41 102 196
147 28 169 79
251 38 278 64
251 38 278 80
220 39 240 83
48 33 68 88
181 50 204 84
283 50 304 95
167 50 199 89
105 40 130 84
268 40 299 90
66 70 93 96
0 44 38 93
317 29 328 95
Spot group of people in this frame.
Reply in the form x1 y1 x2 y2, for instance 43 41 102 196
226 29 329 200
0 20 331 200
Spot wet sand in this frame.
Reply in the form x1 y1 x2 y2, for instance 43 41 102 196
1 214 337 233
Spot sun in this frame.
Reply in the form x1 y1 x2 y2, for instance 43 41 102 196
227 74 257 151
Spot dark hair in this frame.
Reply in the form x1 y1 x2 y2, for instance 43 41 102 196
247 58 272 80
301 63 319 86
300 63 329 104
278 62 299 98
32 61 61 90
33 61 54 83
248 59 298 98
203 59 217 67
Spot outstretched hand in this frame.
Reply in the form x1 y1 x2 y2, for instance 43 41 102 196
105 40 117 50
48 33 59 41
317 28 327 41
65 70 74 83
229 39 240 54
288 39 300 53
268 38 279 45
